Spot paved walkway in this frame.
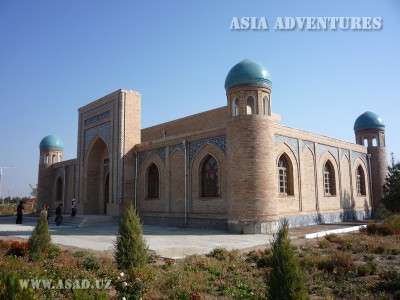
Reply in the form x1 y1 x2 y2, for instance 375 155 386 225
0 215 366 259
0 216 273 258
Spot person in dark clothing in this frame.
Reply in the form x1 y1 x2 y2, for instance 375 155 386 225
55 203 63 225
16 200 24 224
71 199 77 217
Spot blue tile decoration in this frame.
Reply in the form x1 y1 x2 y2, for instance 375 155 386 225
282 210 371 228
189 136 227 164
84 122 111 154
302 140 315 155
318 144 339 162
53 167 64 178
340 148 350 160
138 148 166 171
81 101 115 120
275 135 299 161
169 143 185 156
84 110 111 126
351 151 368 165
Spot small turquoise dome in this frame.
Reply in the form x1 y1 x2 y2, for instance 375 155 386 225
225 59 272 91
354 111 385 132
39 135 64 150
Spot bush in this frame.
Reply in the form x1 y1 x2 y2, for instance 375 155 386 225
46 244 61 259
80 255 101 271
370 269 400 296
28 210 52 261
246 248 272 268
366 223 396 236
208 247 229 261
330 252 356 276
357 257 377 277
4 241 29 257
0 272 38 299
267 219 307 300
388 213 400 231
114 205 148 270
376 204 393 221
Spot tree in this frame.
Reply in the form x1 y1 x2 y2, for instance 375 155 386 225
28 210 51 261
114 205 148 270
267 219 307 300
382 153 400 213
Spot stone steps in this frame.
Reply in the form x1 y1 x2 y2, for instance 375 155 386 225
49 215 118 227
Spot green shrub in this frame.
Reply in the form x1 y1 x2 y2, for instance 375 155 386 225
46 244 61 259
247 248 272 268
267 219 307 300
208 247 229 261
370 269 400 296
0 272 38 299
357 264 372 276
81 255 101 271
357 256 377 277
376 204 393 221
388 213 400 231
114 205 148 270
114 267 152 300
28 210 52 262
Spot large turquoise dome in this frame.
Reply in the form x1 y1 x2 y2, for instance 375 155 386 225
225 59 272 91
354 111 385 132
39 135 64 150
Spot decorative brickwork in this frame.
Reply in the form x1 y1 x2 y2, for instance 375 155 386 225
138 148 166 171
275 135 299 161
84 122 110 154
189 136 226 165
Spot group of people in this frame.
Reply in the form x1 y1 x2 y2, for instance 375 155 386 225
16 199 77 225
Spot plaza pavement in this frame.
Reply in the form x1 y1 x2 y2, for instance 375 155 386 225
0 215 273 258
0 215 366 259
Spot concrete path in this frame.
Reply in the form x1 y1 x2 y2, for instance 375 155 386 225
0 216 272 258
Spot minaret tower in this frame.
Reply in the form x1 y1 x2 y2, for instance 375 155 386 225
37 135 64 210
225 59 278 233
354 111 387 212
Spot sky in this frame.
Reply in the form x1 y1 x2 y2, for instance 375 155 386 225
0 0 399 198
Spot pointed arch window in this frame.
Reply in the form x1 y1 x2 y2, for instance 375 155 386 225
201 155 219 197
56 177 63 201
323 161 336 196
356 165 366 196
246 96 256 115
263 96 269 115
147 163 159 199
278 155 293 195
52 154 57 163
231 97 239 116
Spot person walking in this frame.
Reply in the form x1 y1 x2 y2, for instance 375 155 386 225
71 199 77 217
16 200 24 224
55 203 63 226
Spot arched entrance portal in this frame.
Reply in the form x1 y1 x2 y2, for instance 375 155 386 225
84 137 110 214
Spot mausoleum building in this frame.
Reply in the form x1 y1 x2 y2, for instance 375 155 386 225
37 59 387 233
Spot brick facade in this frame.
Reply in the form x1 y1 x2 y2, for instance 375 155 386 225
37 77 386 233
